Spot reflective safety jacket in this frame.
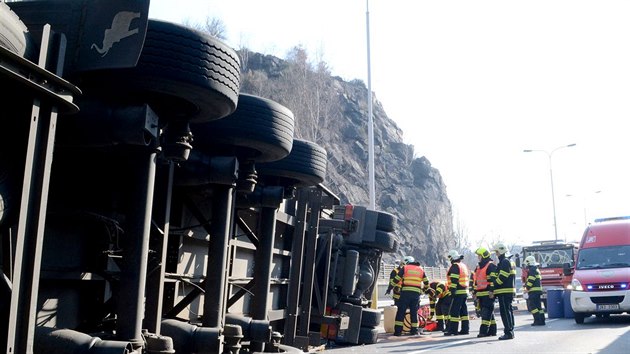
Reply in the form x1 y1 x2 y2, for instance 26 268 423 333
428 281 450 319
494 254 516 295
473 258 497 297
429 281 450 299
394 263 429 293
525 264 543 293
446 262 469 296
387 266 402 300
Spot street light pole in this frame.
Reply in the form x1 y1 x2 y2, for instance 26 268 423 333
523 143 577 241
365 0 376 210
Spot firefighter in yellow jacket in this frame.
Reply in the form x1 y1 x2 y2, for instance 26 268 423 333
493 242 517 340
385 260 402 306
427 281 451 332
524 255 546 326
393 256 430 336
444 250 470 336
472 247 498 337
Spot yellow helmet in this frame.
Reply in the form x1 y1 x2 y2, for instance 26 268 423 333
475 247 491 259
493 243 509 255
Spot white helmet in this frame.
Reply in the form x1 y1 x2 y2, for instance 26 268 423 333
493 243 509 255
403 256 415 264
447 250 461 261
524 255 538 266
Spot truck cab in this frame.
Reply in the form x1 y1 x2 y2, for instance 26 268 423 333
521 240 579 304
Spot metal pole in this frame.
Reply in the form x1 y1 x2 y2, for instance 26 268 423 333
547 153 558 241
366 0 376 210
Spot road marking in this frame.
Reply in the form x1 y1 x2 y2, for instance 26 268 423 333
407 339 472 353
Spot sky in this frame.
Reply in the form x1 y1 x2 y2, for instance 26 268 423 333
148 0 630 247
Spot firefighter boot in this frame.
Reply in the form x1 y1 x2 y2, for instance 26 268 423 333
393 324 403 337
458 320 469 335
436 319 445 332
532 312 545 326
531 314 541 326
540 313 546 325
477 324 490 338
488 323 497 336
443 321 458 336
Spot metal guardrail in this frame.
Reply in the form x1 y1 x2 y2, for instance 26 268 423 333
379 263 448 282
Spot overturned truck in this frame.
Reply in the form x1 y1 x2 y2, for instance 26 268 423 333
0 1 399 353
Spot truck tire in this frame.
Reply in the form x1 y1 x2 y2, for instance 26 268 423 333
357 326 379 345
190 94 294 163
256 139 327 187
79 19 240 123
364 230 398 253
0 2 33 58
360 308 381 327
376 210 397 232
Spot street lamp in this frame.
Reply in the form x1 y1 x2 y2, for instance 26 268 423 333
523 143 577 241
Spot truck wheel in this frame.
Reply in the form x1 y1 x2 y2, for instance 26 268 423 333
190 94 295 163
376 210 397 232
360 308 381 327
256 139 327 187
364 230 398 253
357 326 379 345
0 2 33 58
574 312 586 324
79 19 240 122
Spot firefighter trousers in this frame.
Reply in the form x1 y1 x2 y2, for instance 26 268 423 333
394 291 421 334
497 293 515 337
477 296 497 336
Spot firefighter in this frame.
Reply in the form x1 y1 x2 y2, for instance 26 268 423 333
385 260 402 306
472 247 498 337
392 256 430 336
444 249 470 336
493 242 517 340
427 280 452 332
524 255 546 326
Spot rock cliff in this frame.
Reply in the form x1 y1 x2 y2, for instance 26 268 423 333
239 50 454 267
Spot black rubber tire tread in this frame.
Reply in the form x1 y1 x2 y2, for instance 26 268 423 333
364 230 398 253
190 94 294 162
360 308 381 327
357 326 379 345
256 139 327 187
376 210 397 232
80 19 240 122
0 2 33 58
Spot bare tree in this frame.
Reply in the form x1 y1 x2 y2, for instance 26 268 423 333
182 16 227 40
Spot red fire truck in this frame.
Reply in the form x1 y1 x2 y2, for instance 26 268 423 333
520 240 579 306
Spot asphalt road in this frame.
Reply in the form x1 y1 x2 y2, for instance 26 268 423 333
317 307 630 354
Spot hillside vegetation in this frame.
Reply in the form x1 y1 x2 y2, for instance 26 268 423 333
238 48 457 266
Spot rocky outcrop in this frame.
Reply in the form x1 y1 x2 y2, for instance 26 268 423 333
240 51 454 267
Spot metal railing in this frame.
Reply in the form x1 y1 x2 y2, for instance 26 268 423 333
379 263 448 283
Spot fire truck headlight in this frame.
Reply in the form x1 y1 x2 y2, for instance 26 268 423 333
570 278 584 291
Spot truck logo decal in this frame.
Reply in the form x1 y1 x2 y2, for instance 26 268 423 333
91 11 141 57
585 235 596 243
